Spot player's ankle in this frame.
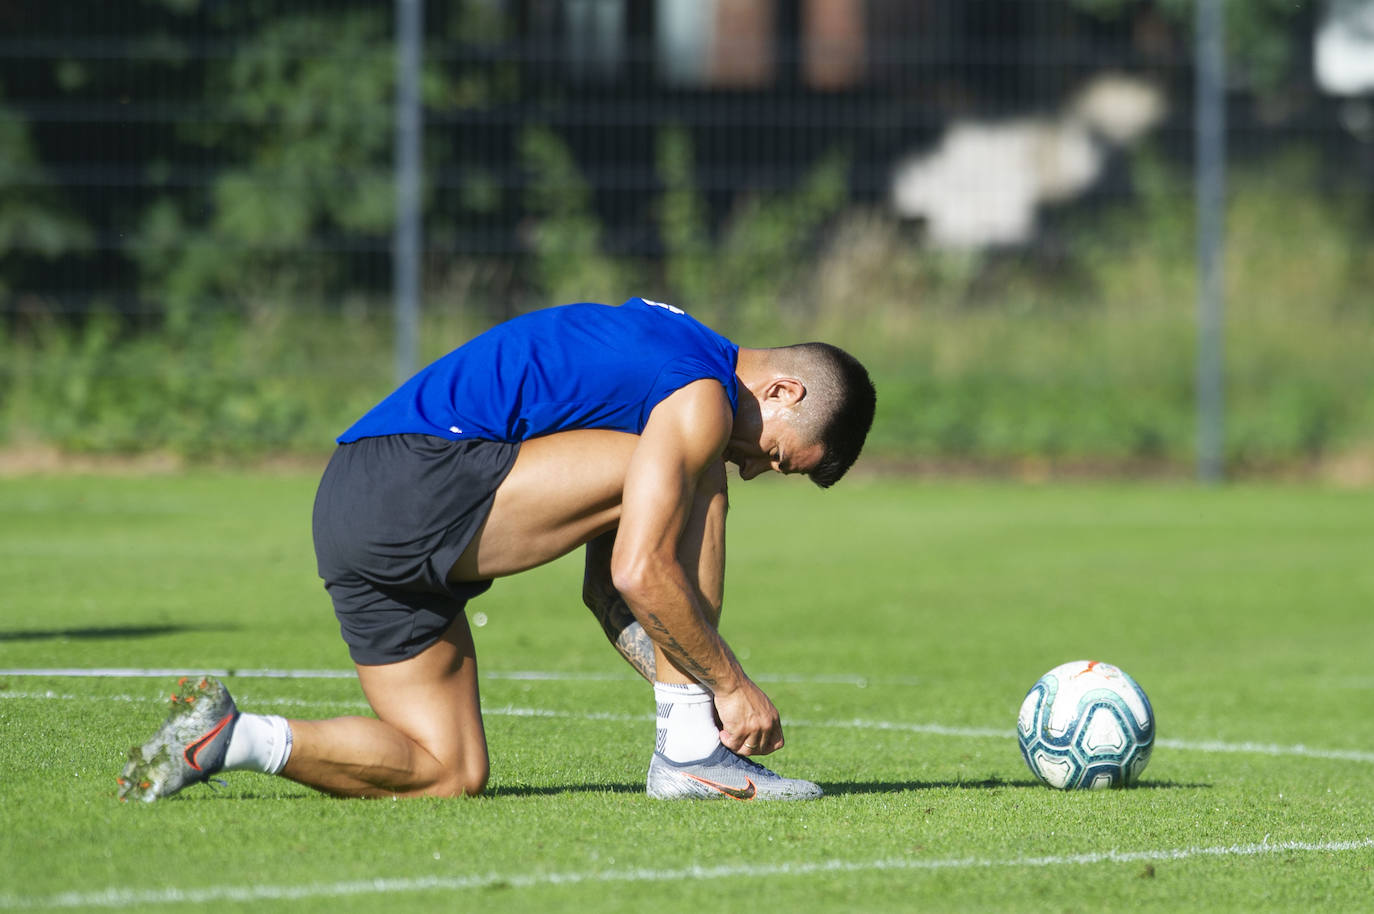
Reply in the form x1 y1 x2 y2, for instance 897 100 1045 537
653 681 720 763
222 713 294 774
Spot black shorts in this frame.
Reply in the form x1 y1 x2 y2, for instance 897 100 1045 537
312 434 520 665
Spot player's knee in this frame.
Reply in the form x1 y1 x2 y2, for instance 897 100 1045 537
428 757 489 798
453 756 490 796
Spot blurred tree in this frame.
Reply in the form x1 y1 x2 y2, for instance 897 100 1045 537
520 125 636 306
0 0 1345 332
656 126 849 341
1069 0 1313 95
0 90 93 302
134 6 400 331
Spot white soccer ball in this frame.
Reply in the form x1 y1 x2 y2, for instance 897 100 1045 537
1016 660 1154 790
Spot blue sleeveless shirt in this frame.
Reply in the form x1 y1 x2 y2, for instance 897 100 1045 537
338 298 740 444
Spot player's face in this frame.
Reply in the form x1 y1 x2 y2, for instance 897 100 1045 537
725 417 824 481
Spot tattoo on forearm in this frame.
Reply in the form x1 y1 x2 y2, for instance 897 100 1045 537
583 537 722 689
644 611 718 688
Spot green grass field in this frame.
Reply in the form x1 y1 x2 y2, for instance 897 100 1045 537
1 471 1372 912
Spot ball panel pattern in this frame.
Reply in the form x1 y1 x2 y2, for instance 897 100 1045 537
1016 660 1154 790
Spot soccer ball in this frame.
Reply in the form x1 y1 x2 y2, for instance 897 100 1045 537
1016 660 1154 790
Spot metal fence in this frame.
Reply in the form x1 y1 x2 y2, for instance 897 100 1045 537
5 1 1368 314
3 1 1373 470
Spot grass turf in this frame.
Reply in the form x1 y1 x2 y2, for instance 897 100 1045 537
1 471 1372 912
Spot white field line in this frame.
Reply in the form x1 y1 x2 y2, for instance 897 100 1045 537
6 666 1371 689
4 688 1374 765
0 667 904 686
1 837 1371 909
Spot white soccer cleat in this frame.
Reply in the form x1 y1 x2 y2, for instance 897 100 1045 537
117 677 239 803
646 744 823 801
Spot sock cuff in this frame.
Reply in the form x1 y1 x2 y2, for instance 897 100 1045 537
267 715 294 775
653 681 712 704
652 683 720 763
225 712 293 775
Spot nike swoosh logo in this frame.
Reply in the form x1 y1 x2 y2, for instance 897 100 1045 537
684 773 757 800
183 713 234 771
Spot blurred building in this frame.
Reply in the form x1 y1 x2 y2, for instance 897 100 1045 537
480 0 1190 257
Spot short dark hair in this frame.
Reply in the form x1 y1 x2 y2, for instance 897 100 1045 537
776 342 876 488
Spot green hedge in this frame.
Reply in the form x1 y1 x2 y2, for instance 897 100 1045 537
2 151 1371 469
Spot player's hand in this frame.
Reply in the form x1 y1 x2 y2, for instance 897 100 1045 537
714 679 784 757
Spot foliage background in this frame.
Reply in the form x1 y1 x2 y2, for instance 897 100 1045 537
1 1 1371 472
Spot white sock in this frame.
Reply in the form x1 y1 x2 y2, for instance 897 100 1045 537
653 681 720 763
222 713 294 775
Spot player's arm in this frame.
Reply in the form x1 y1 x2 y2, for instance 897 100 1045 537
610 379 783 755
582 530 656 683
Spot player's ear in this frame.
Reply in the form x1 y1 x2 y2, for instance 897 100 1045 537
766 377 806 407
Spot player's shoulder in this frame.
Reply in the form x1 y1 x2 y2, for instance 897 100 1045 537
639 378 734 467
648 377 734 433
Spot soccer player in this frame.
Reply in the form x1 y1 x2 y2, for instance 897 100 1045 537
118 297 876 802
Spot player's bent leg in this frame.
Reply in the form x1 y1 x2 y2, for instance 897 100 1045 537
578 458 727 688
280 612 489 798
643 461 822 800
664 456 727 664
449 429 640 582
651 456 726 697
646 459 727 765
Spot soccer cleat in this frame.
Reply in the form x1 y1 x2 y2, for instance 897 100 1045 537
117 677 239 803
646 744 823 801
